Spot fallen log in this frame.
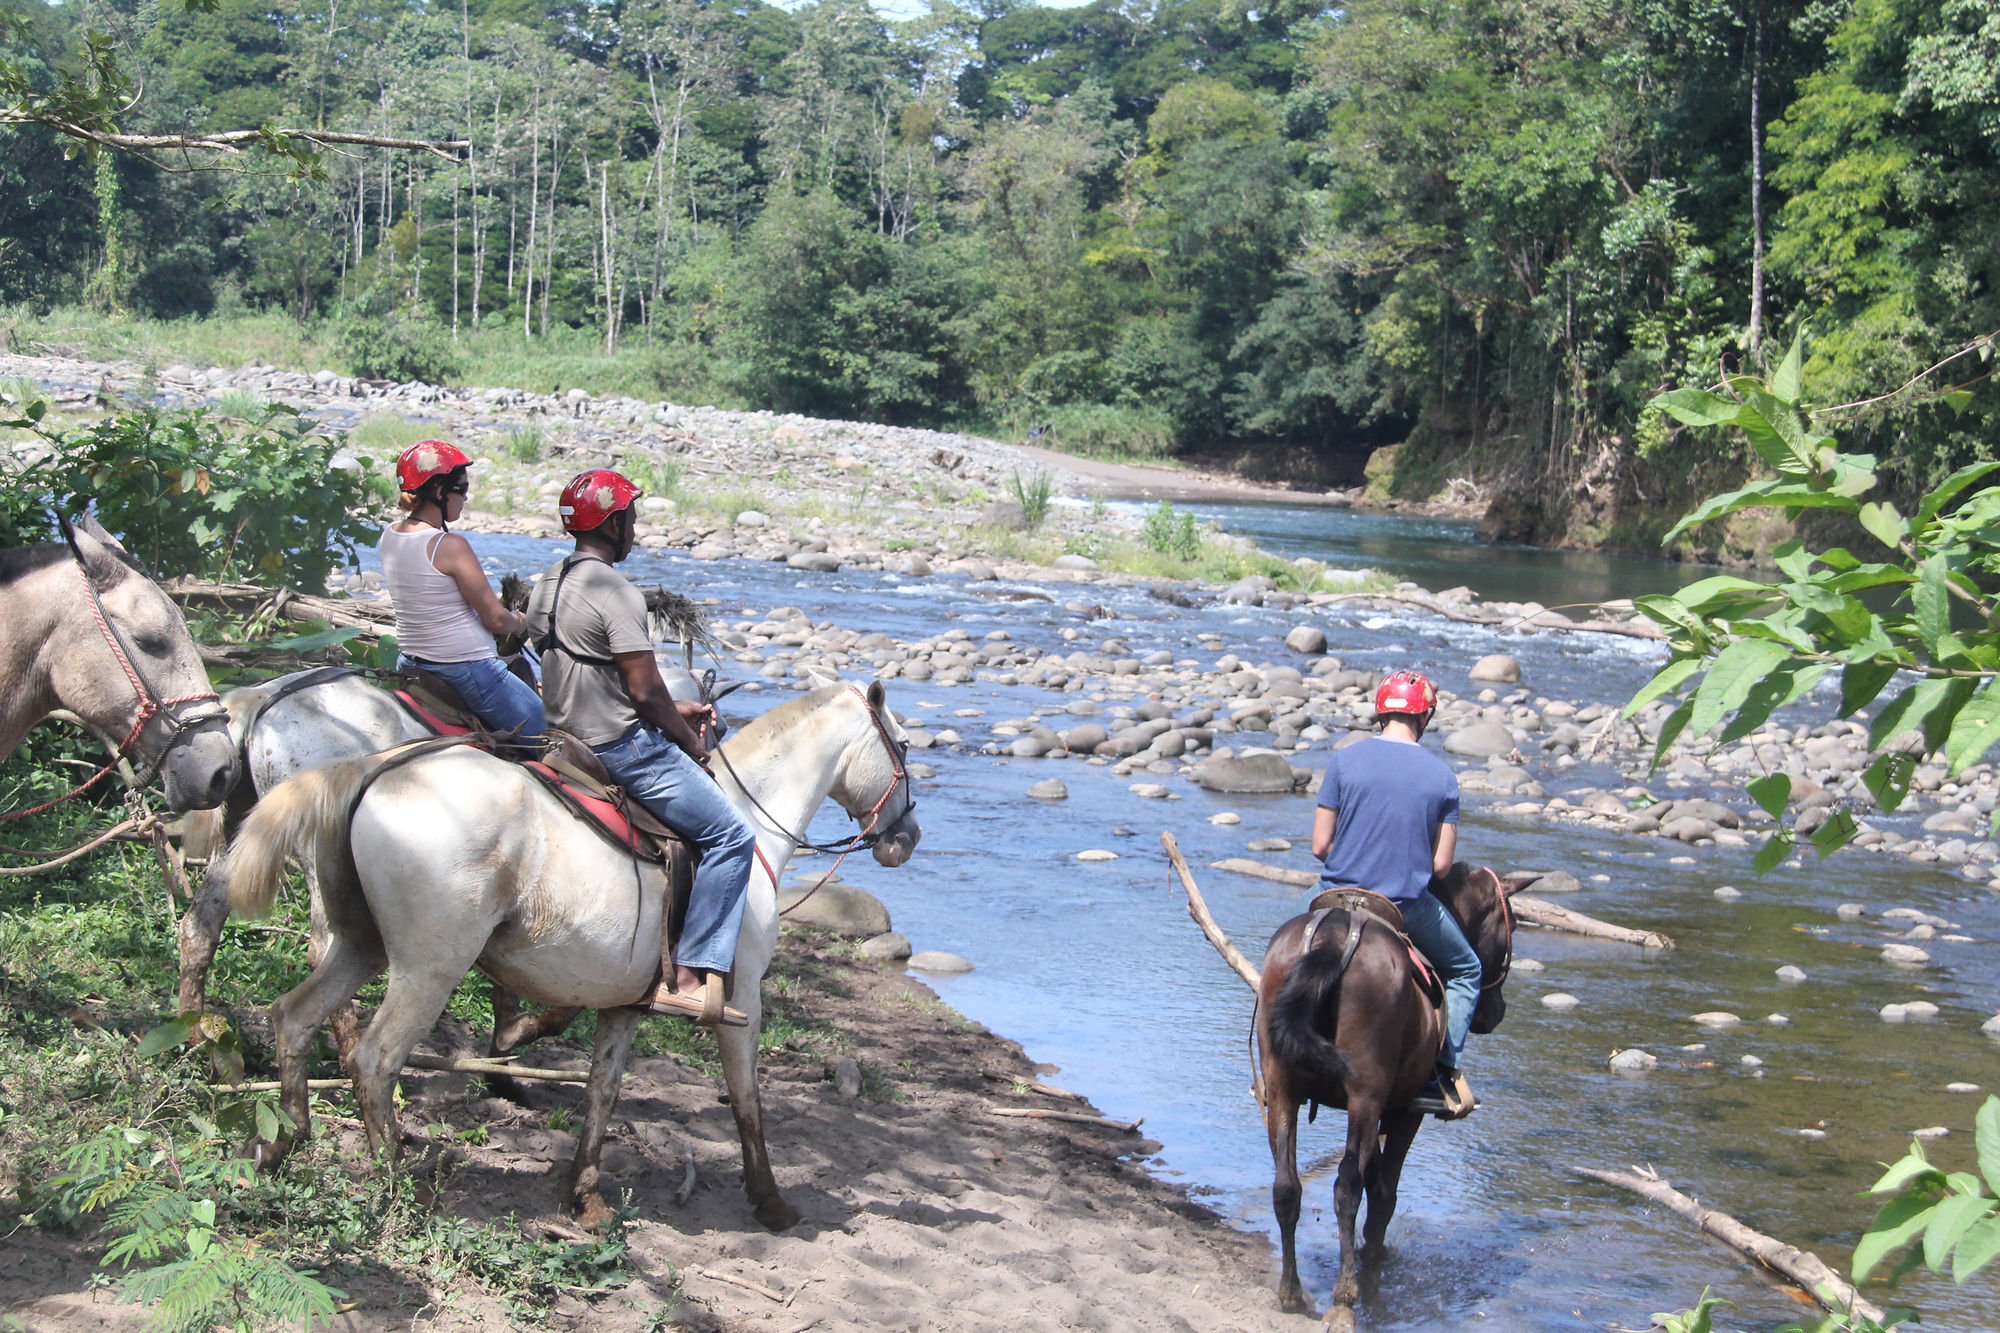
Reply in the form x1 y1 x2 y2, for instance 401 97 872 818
1574 1164 1883 1323
1206 858 1673 948
986 1106 1143 1132
1512 895 1674 950
210 1054 588 1094
1165 835 1261 988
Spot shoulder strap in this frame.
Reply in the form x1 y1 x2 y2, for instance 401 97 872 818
535 556 619 668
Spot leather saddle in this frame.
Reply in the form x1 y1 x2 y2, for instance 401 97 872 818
521 731 697 961
1304 887 1444 1008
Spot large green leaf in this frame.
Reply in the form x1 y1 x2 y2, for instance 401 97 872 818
1944 686 2000 774
1771 330 1806 402
1868 677 1978 754
1841 659 1901 717
1716 662 1828 745
1623 658 1702 720
1925 1193 1998 1272
1915 462 2000 530
1870 1145 1940 1194
1956 1214 2000 1281
1914 552 1950 656
1978 1096 2000 1197
1652 701 1694 770
1753 827 1794 875
1859 501 1909 551
1811 807 1858 857
1687 639 1792 740
1672 575 1776 615
1633 594 1709 644
1862 752 1917 813
1855 1193 1941 1281
1651 387 1741 427
1664 480 1863 543
136 1017 194 1058
1747 773 1792 818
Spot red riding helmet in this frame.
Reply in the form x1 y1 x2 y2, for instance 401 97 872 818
395 439 472 493
558 468 644 533
1374 670 1437 717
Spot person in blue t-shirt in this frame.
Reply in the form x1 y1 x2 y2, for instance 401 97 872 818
1311 668 1479 1118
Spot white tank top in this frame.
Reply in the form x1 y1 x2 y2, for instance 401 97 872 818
378 524 497 664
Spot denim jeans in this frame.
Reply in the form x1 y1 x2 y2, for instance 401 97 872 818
1400 889 1482 1070
402 654 545 741
593 723 756 975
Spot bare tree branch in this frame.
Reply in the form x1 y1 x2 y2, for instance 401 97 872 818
0 111 470 164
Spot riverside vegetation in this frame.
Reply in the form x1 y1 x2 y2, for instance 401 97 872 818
6 0 1999 553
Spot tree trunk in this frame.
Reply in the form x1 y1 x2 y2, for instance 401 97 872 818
1748 2 1766 364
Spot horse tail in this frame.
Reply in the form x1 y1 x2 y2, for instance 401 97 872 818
223 756 377 920
1268 929 1354 1090
180 804 228 864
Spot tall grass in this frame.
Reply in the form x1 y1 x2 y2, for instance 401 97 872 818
1007 468 1056 529
1004 403 1178 460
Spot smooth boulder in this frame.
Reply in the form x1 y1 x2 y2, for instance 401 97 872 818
1027 778 1069 801
1284 625 1328 654
1193 753 1298 794
776 882 891 937
1469 654 1521 683
908 950 974 973
1444 722 1516 758
857 932 914 961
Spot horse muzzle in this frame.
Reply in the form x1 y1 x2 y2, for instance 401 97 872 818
158 726 239 811
1470 990 1506 1035
870 811 921 867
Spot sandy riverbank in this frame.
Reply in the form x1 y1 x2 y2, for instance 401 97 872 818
2 932 1280 1333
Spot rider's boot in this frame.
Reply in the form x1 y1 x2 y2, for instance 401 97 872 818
1412 1066 1477 1119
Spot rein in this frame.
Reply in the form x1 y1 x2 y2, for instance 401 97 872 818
1479 864 1515 992
2 560 226 825
708 684 911 918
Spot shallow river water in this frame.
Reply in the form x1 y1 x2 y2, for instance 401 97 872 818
429 514 1998 1333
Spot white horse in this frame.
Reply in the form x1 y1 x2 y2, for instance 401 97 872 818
1 516 235 812
223 680 918 1229
177 664 733 1016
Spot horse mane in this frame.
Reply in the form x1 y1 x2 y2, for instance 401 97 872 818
0 541 143 587
724 683 848 757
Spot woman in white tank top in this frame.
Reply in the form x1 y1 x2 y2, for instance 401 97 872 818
378 440 544 743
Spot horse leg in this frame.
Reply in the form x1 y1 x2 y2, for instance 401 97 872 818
260 931 384 1170
174 857 233 1015
347 961 475 1165
567 1007 640 1229
1325 1099 1382 1333
482 982 579 1100
1264 1082 1312 1315
299 863 365 1070
716 1001 799 1231
1363 1109 1423 1253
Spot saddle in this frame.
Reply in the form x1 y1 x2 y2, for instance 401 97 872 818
1304 887 1444 1008
393 656 541 740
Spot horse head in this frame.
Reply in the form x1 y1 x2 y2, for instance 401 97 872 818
47 516 237 810
1433 862 1539 1035
832 679 921 868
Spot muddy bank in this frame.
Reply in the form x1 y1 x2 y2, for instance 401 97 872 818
1 932 1278 1333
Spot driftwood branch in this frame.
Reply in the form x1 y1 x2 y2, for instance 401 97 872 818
1205 858 1672 948
985 1107 1142 1132
210 1054 587 1094
673 1144 698 1207
1163 834 1261 989
0 114 470 163
1574 1165 1883 1322
690 1266 787 1303
980 1070 1087 1102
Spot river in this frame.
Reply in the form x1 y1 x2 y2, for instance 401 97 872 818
437 509 1998 1332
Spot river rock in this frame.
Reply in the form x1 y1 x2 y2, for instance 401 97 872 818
857 932 913 961
1513 958 1545 973
834 1057 863 1098
1248 838 1293 852
1129 783 1171 799
1052 553 1100 573
1715 885 1743 901
1284 625 1328 654
776 882 891 937
736 510 769 528
908 951 974 973
1444 722 1516 758
1527 870 1580 894
1985 1012 2000 1036
1193 753 1297 794
1836 903 1867 919
1902 1000 1941 1019
1469 654 1521 683
1882 943 1931 965
1011 736 1056 758
1924 808 1983 834
1608 1048 1658 1072
1061 723 1109 754
1209 812 1241 825
892 553 932 577
1690 1011 1742 1027
1076 849 1119 862
1541 993 1581 1010
1027 779 1069 801
1948 1081 1983 1092
1775 965 1807 983
787 551 842 572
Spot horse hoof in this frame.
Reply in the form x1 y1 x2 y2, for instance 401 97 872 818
754 1196 801 1232
575 1192 616 1232
1321 1306 1355 1332
249 1136 293 1173
1277 1288 1313 1316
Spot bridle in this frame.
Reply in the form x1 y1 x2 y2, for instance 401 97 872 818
1478 864 1515 993
1 550 228 823
709 683 913 914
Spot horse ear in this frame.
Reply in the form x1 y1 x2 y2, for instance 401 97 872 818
1500 873 1542 898
867 679 886 711
63 512 134 586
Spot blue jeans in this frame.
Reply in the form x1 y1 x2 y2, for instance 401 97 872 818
593 724 756 975
402 654 545 741
1400 889 1482 1070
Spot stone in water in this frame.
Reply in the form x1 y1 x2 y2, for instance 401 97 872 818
1608 1048 1657 1072
1076 849 1119 862
1540 993 1581 1010
1690 1012 1741 1027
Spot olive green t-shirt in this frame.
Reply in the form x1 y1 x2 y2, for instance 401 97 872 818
524 554 653 747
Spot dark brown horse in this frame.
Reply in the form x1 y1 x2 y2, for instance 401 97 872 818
1256 863 1536 1328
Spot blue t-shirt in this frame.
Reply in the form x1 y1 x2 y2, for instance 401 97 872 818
1315 737 1460 902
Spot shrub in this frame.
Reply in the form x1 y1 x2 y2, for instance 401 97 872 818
503 424 545 463
1024 404 1176 460
334 309 461 385
1141 500 1202 561
1007 468 1055 530
5 402 377 588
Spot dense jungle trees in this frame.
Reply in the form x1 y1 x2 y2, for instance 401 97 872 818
2 0 1996 549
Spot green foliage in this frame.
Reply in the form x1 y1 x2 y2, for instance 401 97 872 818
1005 468 1054 530
1 403 375 588
1853 1097 2000 1287
334 308 462 385
1627 330 2000 860
1025 404 1177 460
623 450 683 500
1140 500 1202 561
502 424 545 463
